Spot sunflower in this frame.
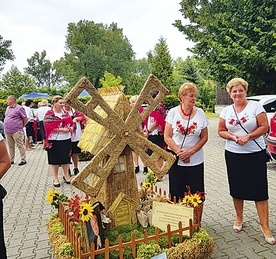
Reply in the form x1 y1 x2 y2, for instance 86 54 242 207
142 182 152 189
79 202 93 222
46 189 58 204
182 195 190 205
189 193 203 208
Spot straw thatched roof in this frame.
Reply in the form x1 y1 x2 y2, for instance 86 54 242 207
78 86 130 154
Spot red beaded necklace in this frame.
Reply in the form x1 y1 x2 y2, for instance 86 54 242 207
180 105 193 116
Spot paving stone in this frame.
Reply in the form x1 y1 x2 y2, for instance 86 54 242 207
2 117 276 258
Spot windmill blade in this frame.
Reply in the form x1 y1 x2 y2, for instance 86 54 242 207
65 77 125 135
128 132 175 179
125 74 169 129
72 134 128 197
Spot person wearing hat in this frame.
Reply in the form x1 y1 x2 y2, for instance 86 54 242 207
93 201 111 228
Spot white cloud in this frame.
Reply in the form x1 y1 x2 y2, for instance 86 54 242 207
1 0 194 74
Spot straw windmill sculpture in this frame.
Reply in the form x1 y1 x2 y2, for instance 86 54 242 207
65 74 175 227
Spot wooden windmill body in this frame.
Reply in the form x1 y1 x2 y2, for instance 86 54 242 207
77 87 139 222
65 74 175 227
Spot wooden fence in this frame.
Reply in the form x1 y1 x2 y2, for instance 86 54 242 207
83 220 198 259
58 202 83 258
57 197 200 259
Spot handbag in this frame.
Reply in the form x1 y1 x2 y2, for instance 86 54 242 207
0 184 7 199
232 105 272 163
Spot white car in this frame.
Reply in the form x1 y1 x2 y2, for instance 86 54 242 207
246 95 276 124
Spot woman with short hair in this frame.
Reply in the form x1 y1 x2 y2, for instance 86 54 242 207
218 77 275 244
164 82 208 199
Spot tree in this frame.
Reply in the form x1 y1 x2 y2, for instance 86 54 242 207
147 37 173 91
181 56 201 86
0 66 36 98
56 20 135 88
174 0 276 93
100 71 122 88
197 80 216 112
24 50 62 88
0 35 15 73
125 58 151 95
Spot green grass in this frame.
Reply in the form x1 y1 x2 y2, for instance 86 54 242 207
205 112 219 118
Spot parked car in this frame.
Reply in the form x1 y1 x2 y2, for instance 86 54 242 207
246 95 276 124
246 95 276 160
266 113 276 160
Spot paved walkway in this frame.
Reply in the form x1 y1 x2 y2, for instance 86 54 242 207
2 117 276 258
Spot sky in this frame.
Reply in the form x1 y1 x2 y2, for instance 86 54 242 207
1 0 194 74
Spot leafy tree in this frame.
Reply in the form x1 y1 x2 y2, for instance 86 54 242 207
171 56 216 109
0 66 36 98
125 58 151 95
197 80 216 112
0 35 15 73
181 56 201 86
24 50 62 88
57 20 135 88
170 58 187 94
100 71 122 88
174 0 276 93
147 37 173 91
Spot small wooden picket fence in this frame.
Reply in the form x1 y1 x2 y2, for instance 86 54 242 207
57 187 201 259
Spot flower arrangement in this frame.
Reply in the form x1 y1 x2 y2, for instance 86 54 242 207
182 186 205 208
46 190 93 223
46 189 68 208
67 194 93 222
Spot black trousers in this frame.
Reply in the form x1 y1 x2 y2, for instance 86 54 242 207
0 199 7 259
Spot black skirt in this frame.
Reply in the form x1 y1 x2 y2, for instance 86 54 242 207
225 149 268 201
169 162 204 201
39 121 46 140
147 134 165 156
47 138 71 165
71 141 81 154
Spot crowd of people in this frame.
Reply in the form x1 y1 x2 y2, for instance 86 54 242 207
0 76 275 257
1 95 87 182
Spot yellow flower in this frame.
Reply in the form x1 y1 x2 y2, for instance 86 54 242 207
142 182 152 189
189 193 203 208
182 196 190 205
46 189 58 204
79 202 93 222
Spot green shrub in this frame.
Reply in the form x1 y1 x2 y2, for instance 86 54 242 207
59 242 74 256
50 222 64 235
50 213 58 220
162 94 179 110
137 243 162 259
192 228 210 242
